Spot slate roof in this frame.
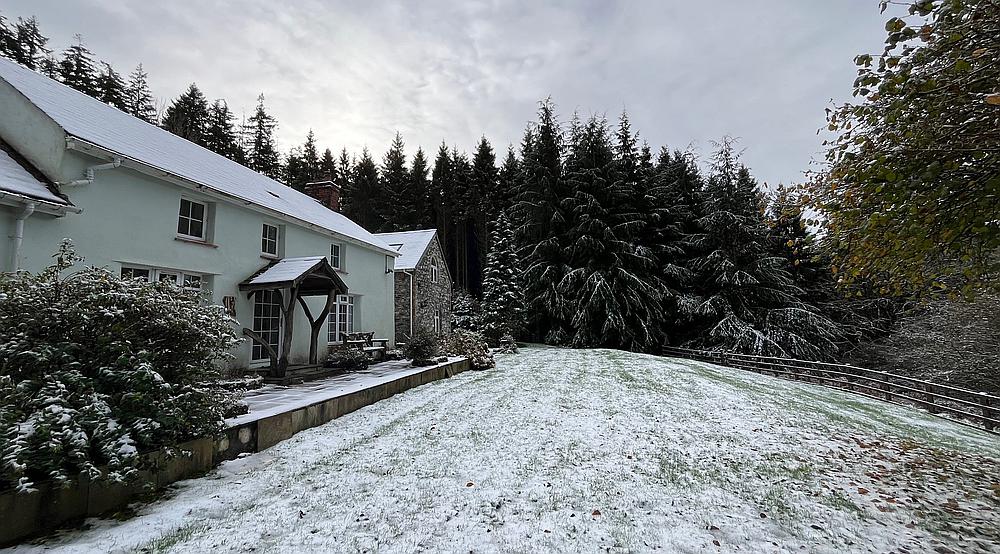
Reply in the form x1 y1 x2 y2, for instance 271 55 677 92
239 256 347 296
0 57 393 254
374 229 438 270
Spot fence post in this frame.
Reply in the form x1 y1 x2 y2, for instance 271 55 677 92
982 394 996 432
924 383 938 414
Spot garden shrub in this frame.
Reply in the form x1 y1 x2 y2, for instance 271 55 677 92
0 242 240 492
497 333 519 354
444 330 495 370
325 347 370 372
403 326 439 366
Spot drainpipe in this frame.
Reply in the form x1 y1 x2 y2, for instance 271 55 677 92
403 270 415 339
60 157 123 187
10 201 35 272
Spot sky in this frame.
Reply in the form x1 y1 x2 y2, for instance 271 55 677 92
3 1 894 188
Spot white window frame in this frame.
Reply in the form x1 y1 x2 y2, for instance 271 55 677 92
330 243 343 270
120 265 203 293
433 309 441 334
261 223 279 257
177 198 207 240
251 290 282 364
327 294 355 344
430 263 439 284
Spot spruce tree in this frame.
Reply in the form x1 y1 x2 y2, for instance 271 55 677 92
479 212 524 345
204 99 244 162
512 98 570 343
245 93 282 180
377 132 411 231
301 130 321 183
58 34 98 96
688 139 839 359
95 62 127 110
410 147 432 228
162 84 209 145
0 14 15 62
341 148 380 230
334 148 352 197
38 54 60 79
430 143 456 276
124 64 157 124
556 115 664 350
11 16 49 71
320 148 337 180
284 148 306 190
496 147 519 215
466 137 497 293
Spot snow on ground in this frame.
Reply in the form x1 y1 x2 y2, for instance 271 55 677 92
11 347 1000 553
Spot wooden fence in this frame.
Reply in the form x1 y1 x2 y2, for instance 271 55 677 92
661 346 999 434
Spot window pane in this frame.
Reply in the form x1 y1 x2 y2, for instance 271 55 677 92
189 220 203 238
179 199 191 218
159 273 178 284
190 201 205 221
177 217 188 236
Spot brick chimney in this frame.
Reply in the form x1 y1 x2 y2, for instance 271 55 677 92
304 180 341 212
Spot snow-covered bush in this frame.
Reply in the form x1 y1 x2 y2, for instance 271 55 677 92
444 330 495 370
497 333 519 354
403 326 439 366
451 289 480 332
0 241 240 492
325 347 369 372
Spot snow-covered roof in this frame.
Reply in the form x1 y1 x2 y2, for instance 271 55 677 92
0 143 70 206
0 58 394 254
246 257 328 287
374 229 438 270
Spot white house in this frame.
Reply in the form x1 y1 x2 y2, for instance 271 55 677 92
0 57 398 378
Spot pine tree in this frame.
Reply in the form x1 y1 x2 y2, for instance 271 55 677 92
38 54 60 79
377 132 411 231
688 139 839 359
465 137 497 294
203 99 244 162
0 13 15 62
245 93 282 180
58 34 98 96
334 148 352 194
478 212 524 345
95 62 127 110
496 147 519 214
124 64 157 124
430 143 456 277
341 148 380 230
162 84 209 145
284 148 306 190
410 147 432 228
320 148 337 180
10 17 49 70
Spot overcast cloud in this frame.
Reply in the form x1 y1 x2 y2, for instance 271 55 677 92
4 1 891 187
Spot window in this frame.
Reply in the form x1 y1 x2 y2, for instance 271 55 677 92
261 223 279 257
121 267 150 281
327 295 355 343
252 290 281 362
434 309 442 334
430 263 439 284
121 266 202 293
330 243 342 270
177 198 207 239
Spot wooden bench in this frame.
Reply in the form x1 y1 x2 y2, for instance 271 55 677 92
342 331 388 360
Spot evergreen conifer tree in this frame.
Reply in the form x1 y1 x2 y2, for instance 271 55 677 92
95 62 127 110
10 16 49 70
58 34 98 96
0 14 15 62
162 84 209 145
301 130 321 183
334 148 352 198
377 132 411 231
496 147 519 214
430 143 456 275
204 99 244 162
124 64 158 124
341 148 380 230
245 93 282 179
320 148 337 180
410 147 431 228
284 148 306 190
478 212 524 345
688 139 839 359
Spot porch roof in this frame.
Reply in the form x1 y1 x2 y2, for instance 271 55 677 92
239 256 347 296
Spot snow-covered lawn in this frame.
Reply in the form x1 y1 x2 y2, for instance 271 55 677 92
14 347 1000 553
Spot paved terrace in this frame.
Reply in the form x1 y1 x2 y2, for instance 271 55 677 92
227 357 466 428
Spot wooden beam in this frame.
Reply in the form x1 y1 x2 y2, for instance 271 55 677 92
298 290 337 364
242 327 277 371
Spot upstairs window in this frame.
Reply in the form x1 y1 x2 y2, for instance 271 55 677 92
261 223 279 257
177 198 206 240
430 263 439 284
330 243 342 270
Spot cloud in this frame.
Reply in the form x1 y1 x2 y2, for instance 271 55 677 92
5 0 891 186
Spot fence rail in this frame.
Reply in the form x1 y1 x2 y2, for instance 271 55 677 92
661 346 999 434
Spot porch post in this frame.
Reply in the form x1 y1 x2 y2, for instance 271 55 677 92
275 285 297 377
